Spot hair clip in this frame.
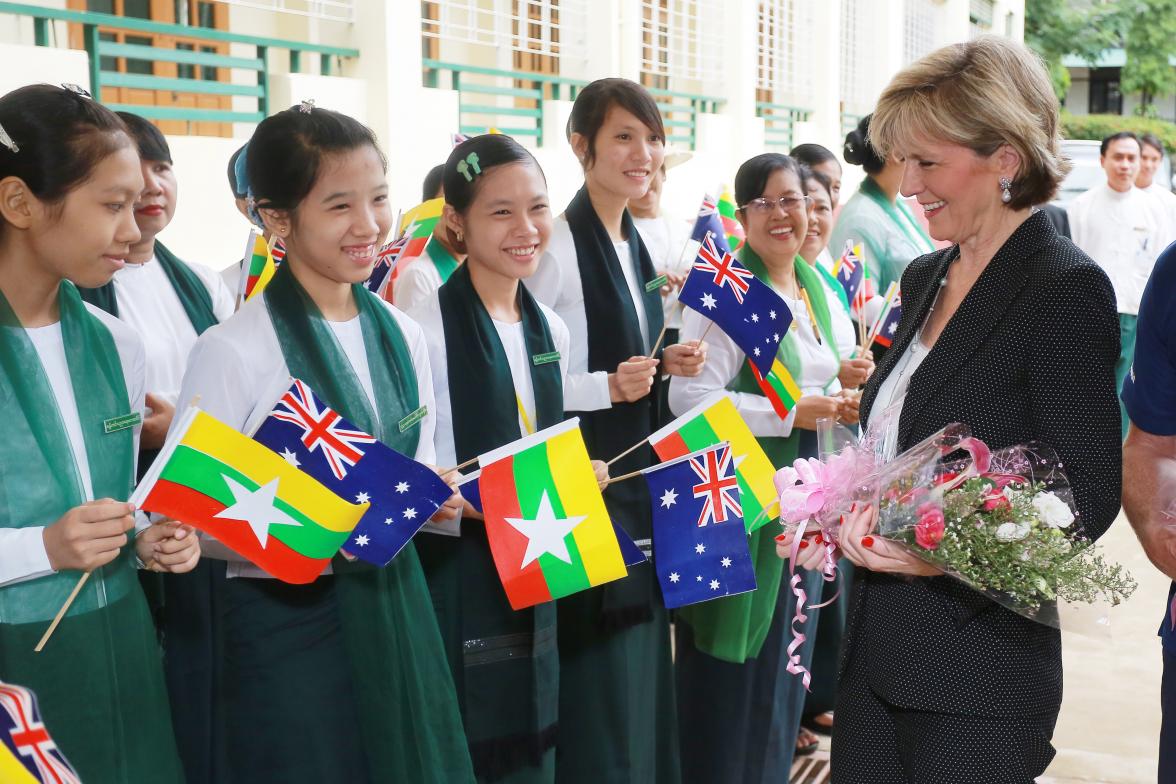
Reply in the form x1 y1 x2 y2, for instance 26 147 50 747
455 152 483 183
61 83 92 99
0 122 18 154
299 99 315 114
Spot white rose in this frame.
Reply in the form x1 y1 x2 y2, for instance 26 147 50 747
1032 492 1075 529
995 522 1031 542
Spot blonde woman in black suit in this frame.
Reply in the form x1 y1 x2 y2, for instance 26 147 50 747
777 36 1123 783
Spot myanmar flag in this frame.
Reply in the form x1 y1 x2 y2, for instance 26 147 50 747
750 359 802 421
717 186 746 254
479 418 628 610
398 197 445 260
237 229 275 304
648 393 779 532
132 408 370 584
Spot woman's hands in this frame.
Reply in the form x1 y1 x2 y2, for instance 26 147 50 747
591 459 610 490
775 526 834 571
141 392 176 451
793 395 843 430
838 503 942 577
662 340 707 378
837 356 875 389
137 520 201 573
43 500 136 572
608 356 659 402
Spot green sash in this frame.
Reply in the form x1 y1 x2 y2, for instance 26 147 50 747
79 241 219 335
675 251 838 663
262 262 475 783
860 176 934 256
427 239 461 284
0 281 182 782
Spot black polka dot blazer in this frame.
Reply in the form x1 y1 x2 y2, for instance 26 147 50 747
849 209 1123 718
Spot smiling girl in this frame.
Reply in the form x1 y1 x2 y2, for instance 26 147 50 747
174 104 473 783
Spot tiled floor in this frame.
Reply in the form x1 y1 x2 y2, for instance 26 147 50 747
789 513 1164 784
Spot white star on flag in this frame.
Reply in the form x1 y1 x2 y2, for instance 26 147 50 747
888 322 897 334
354 534 370 547
669 572 680 583
751 313 759 322
753 347 761 357
701 292 717 310
710 579 720 590
402 219 420 238
214 476 302 547
384 517 394 525
660 488 678 508
695 543 706 554
279 448 301 468
504 491 587 568
404 508 417 520
395 481 410 493
696 575 703 582
355 491 370 503
769 310 777 320
721 557 732 568
773 332 780 342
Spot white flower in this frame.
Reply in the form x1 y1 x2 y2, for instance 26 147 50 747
1032 492 1074 529
995 522 1031 542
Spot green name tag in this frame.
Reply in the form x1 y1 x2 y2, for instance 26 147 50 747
644 274 668 293
398 405 428 433
103 411 142 434
531 351 561 366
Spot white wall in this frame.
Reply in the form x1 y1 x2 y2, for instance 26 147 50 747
0 43 89 96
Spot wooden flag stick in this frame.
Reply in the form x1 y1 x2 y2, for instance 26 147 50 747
602 467 645 488
606 437 649 467
34 571 91 653
648 324 670 358
441 456 479 475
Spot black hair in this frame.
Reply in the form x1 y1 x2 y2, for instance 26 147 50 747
227 144 247 198
1139 132 1164 157
805 167 834 203
422 164 446 202
734 153 809 208
0 84 130 208
790 143 839 170
843 114 886 175
568 78 665 169
246 105 385 214
1100 131 1141 157
443 134 545 215
115 111 172 164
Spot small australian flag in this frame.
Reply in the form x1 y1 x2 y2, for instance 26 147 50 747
642 442 756 609
253 379 453 566
678 233 794 376
689 195 731 256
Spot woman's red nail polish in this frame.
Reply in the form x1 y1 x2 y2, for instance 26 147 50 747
850 502 857 513
799 540 809 549
775 534 787 542
861 536 875 548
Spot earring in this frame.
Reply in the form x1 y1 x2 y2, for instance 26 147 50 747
999 177 1012 204
456 230 464 242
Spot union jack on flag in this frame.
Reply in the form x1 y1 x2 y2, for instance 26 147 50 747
689 194 732 256
690 443 742 526
0 680 80 784
365 235 411 300
271 237 286 266
691 233 755 304
269 379 376 481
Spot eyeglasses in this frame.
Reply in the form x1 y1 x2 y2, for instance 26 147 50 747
738 195 813 215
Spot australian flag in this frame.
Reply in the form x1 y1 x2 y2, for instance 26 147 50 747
643 443 756 609
365 235 411 300
871 287 902 348
689 194 731 256
833 240 865 308
679 233 794 376
253 379 453 566
0 680 81 784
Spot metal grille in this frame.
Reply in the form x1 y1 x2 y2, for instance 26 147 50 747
904 0 937 64
639 0 724 90
756 0 814 105
213 0 354 22
421 0 588 62
840 0 871 113
969 0 996 38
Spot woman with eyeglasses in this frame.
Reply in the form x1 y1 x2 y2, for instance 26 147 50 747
668 153 858 783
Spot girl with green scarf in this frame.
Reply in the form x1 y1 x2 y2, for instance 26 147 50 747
668 154 857 783
409 134 591 783
173 105 474 783
0 84 197 783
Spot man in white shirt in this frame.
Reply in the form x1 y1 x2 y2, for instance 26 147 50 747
1068 131 1168 436
1137 132 1176 245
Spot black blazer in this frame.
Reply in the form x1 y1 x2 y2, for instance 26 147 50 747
846 210 1122 718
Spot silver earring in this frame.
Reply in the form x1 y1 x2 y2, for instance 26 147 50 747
999 177 1012 204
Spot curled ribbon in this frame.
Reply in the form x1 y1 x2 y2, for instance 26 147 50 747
784 519 843 691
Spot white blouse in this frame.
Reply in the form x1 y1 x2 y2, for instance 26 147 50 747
392 254 443 314
0 303 146 588
669 285 841 440
525 216 659 412
176 293 438 579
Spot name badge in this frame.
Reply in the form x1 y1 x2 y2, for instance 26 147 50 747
398 405 428 433
103 412 142 434
531 351 561 366
644 274 668 293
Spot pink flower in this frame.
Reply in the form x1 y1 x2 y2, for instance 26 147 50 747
981 489 1011 512
914 506 945 550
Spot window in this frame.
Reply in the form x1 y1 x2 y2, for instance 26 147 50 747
1089 68 1123 115
904 0 937 64
756 0 814 106
639 0 724 93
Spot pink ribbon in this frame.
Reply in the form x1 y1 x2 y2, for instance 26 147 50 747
784 519 842 691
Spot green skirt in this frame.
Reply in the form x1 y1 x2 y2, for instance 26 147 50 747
0 588 183 783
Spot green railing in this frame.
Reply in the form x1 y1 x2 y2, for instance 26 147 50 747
0 1 358 127
423 59 586 146
756 101 811 151
423 60 724 149
841 110 865 140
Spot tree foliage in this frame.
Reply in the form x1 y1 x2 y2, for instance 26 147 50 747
1024 0 1125 99
1119 0 1176 116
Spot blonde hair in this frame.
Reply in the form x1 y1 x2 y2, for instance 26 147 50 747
869 35 1070 210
